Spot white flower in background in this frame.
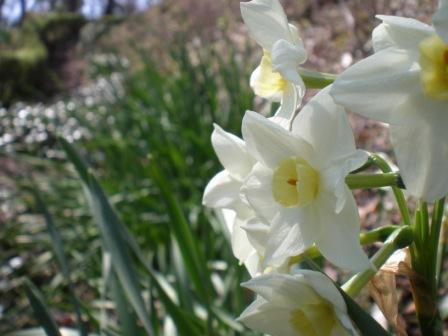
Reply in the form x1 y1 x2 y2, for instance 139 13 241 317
331 2 448 202
238 270 358 336
241 0 307 128
241 87 370 271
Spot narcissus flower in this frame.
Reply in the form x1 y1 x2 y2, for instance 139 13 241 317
216 208 273 277
202 124 257 268
241 87 370 271
331 3 448 202
203 124 292 276
238 271 358 336
241 0 307 128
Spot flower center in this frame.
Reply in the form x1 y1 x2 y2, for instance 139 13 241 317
272 157 319 208
419 34 448 100
289 303 336 336
252 50 288 98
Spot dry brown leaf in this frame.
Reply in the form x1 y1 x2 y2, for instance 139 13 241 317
368 271 407 336
380 248 414 277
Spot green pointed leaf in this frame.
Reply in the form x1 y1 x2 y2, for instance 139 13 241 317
31 188 86 336
23 279 61 336
149 158 212 304
59 137 202 336
119 217 204 335
339 289 391 336
59 137 154 336
109 271 144 336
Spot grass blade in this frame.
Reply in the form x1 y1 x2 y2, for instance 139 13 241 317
23 279 61 336
59 137 154 336
31 187 86 336
149 158 212 304
121 223 204 335
109 270 144 336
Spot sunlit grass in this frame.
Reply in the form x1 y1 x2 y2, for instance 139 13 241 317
2 37 260 335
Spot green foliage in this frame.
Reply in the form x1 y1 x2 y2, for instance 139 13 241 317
0 13 85 104
23 279 62 336
4 35 256 335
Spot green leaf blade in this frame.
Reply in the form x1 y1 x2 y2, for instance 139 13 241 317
23 279 61 336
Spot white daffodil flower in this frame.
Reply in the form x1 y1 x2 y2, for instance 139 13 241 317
203 124 291 276
216 208 272 277
202 125 257 266
241 0 307 128
331 3 448 202
238 271 358 336
241 87 371 271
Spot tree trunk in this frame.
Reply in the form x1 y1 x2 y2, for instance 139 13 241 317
66 0 81 12
104 0 116 15
18 0 26 25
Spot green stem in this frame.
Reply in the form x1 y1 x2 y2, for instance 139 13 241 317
420 202 429 244
410 199 445 336
342 226 413 297
368 154 411 227
345 172 403 190
431 198 445 286
299 68 337 88
436 221 447 289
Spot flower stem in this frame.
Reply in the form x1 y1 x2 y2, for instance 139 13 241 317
298 68 337 88
342 226 413 297
368 154 411 227
431 198 445 286
345 172 403 190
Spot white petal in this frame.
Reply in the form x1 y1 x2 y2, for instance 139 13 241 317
264 207 319 267
298 270 346 311
242 110 312 168
288 23 304 47
211 124 254 180
321 150 369 213
203 171 242 208
240 0 293 50
217 208 235 234
243 163 280 221
330 47 420 123
389 93 448 202
242 217 270 254
241 273 321 308
216 209 261 274
231 216 256 263
238 298 298 336
372 15 433 52
298 270 358 335
331 319 358 336
243 250 263 277
315 189 371 272
271 39 307 84
269 82 302 130
292 86 361 167
433 0 448 43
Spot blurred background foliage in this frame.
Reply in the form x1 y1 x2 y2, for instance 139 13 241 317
0 0 440 335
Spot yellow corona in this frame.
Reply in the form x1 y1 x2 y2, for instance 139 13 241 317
289 303 337 336
253 51 288 98
272 157 319 207
419 34 448 99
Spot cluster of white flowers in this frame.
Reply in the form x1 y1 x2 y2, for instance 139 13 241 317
203 0 448 334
